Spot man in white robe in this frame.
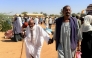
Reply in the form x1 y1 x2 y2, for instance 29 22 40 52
24 20 52 58
17 15 22 32
45 16 49 29
34 16 39 25
13 15 23 41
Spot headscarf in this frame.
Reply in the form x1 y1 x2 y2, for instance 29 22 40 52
81 15 92 32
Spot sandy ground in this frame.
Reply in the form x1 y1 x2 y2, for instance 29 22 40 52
0 24 57 58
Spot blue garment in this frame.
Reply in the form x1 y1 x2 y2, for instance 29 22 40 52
40 18 42 22
45 28 52 32
55 16 78 50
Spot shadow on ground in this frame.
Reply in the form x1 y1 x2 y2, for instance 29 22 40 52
2 36 5 39
1 39 15 42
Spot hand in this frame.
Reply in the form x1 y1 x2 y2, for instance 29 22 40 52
48 39 53 44
77 40 81 51
77 44 81 51
30 54 34 58
51 38 54 43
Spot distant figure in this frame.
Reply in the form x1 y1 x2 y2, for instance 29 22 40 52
27 16 31 22
34 16 39 25
13 15 22 42
39 17 43 25
22 18 28 28
76 15 81 28
54 17 58 23
45 16 49 29
80 17 84 24
22 18 28 38
49 17 53 29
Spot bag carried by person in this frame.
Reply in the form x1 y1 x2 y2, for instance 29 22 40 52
75 51 81 58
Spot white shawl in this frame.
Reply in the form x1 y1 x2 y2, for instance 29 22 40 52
25 25 37 45
81 15 92 32
24 25 50 58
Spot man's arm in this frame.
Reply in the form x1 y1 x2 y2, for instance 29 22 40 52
39 25 52 44
78 29 82 44
77 21 82 50
51 26 56 43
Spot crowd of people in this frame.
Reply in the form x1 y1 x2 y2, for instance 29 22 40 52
12 15 57 40
6 5 92 58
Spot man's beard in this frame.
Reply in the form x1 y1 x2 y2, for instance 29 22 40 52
66 13 71 16
29 26 33 29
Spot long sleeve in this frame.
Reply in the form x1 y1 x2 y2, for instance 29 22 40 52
53 26 56 40
17 17 22 27
25 27 28 36
77 21 83 40
39 25 50 44
77 28 83 40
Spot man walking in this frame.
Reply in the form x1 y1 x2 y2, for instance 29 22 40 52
76 15 81 28
45 16 49 29
13 15 22 42
52 5 82 58
49 17 53 29
34 16 39 25
24 20 52 58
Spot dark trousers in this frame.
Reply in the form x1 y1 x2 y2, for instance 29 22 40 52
81 31 92 58
41 22 42 25
14 33 22 42
49 24 52 29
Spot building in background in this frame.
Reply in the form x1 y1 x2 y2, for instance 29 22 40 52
14 13 44 18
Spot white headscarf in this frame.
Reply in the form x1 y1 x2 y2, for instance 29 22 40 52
81 15 92 32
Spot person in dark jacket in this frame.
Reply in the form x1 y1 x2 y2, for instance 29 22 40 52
51 5 82 58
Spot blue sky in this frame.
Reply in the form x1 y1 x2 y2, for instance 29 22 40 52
0 0 91 15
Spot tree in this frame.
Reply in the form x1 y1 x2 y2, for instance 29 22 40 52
1 20 12 32
40 12 43 14
60 9 63 16
21 11 28 14
21 12 28 17
0 13 12 32
33 12 38 14
77 12 81 15
49 14 55 16
54 14 60 17
43 13 47 17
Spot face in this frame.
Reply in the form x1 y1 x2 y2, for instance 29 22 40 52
63 6 71 17
28 22 34 29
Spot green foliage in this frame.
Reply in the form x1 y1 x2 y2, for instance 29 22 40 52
1 21 12 32
49 14 55 16
21 12 28 17
40 12 43 14
0 13 12 32
43 13 47 16
21 11 28 14
72 13 77 17
32 12 38 14
60 9 63 16
49 14 60 17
